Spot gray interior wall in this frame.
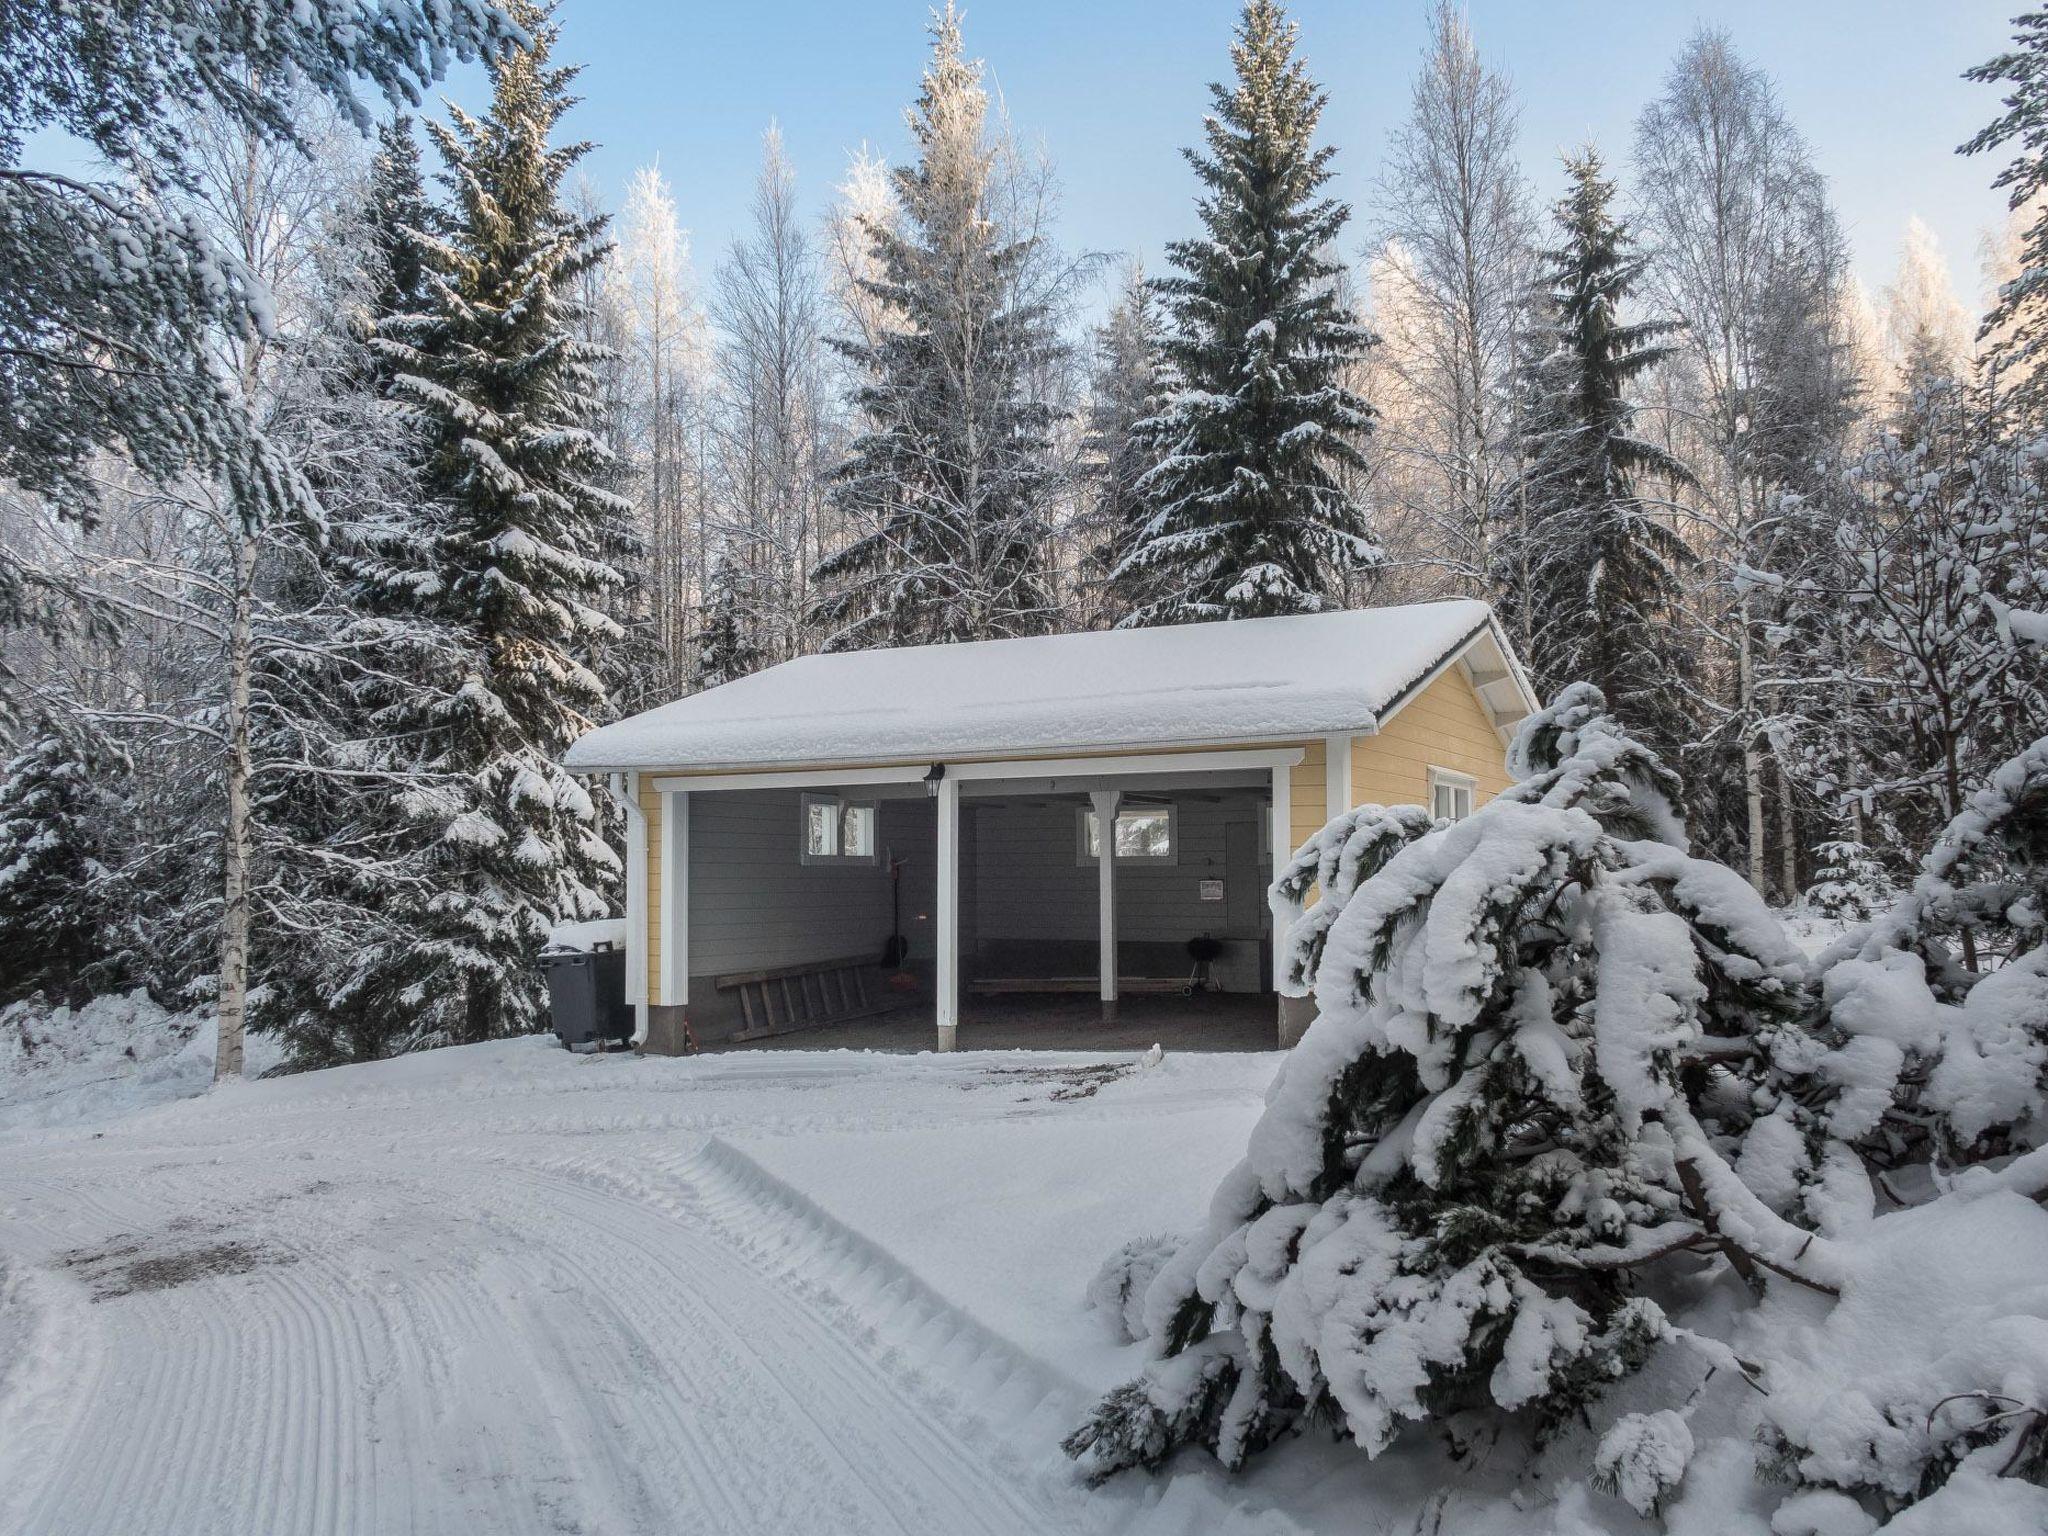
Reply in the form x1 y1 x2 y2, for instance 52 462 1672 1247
881 797 940 970
965 793 1267 954
686 789 928 976
678 786 1266 1035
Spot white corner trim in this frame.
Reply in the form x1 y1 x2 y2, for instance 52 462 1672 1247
1323 733 1352 819
660 789 686 1007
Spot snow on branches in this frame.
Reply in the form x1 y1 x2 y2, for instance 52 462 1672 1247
1066 686 1821 1484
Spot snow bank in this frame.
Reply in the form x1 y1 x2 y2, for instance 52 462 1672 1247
1760 1191 2048 1517
0 991 282 1134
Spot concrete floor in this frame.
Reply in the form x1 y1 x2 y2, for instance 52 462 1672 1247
694 989 1279 1054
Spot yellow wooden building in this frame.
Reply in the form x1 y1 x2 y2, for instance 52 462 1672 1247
564 600 1537 1051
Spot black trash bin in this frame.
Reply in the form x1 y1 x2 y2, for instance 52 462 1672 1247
540 943 632 1048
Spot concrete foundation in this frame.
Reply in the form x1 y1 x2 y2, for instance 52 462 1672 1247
1277 993 1318 1049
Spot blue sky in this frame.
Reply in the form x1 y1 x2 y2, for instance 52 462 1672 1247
458 2 2014 315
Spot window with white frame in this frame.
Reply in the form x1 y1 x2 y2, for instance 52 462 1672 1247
801 794 879 864
1076 802 1177 864
1429 767 1476 823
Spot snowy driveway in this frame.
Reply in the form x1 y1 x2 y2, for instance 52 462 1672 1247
0 1042 1285 1536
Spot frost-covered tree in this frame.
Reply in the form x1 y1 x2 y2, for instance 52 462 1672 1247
1965 12 2048 411
1119 0 1379 625
713 126 835 666
1067 685 1821 1480
1370 0 1531 603
1635 27 1856 893
379 0 626 1043
1882 216 1974 392
0 732 127 1005
1822 380 2048 870
613 159 710 693
1078 262 1166 627
810 5 1064 649
691 549 763 692
0 0 512 716
1508 151 1696 761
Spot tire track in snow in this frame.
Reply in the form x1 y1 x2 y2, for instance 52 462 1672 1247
437 1148 1100 1536
0 1139 1113 1535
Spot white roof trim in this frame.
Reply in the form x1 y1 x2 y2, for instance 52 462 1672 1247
1369 616 1539 746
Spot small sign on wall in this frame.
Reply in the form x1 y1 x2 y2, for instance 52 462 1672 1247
1199 878 1225 902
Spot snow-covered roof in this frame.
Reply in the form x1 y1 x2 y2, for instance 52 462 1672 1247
566 600 1524 773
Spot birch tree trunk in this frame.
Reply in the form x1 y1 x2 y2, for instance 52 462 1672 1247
216 529 257 1081
1776 757 1798 901
1738 594 1767 893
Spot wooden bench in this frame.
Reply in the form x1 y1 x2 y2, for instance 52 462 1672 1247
966 976 1186 995
716 955 898 1042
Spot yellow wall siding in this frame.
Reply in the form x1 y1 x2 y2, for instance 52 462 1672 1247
1351 667 1511 812
1290 738 1326 850
640 776 662 1005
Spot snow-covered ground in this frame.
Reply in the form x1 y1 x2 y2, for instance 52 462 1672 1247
0 1028 1337 1535
4 1003 2040 1535
0 991 285 1136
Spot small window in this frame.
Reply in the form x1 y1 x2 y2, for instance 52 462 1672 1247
802 794 878 865
840 801 876 858
1429 768 1476 823
1077 803 1177 864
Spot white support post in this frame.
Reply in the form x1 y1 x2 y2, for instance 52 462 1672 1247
1090 789 1121 1019
660 790 687 1008
1324 733 1352 821
936 773 960 1052
1269 762 1295 995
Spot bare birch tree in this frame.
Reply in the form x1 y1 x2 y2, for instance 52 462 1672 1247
712 125 836 665
1634 27 1850 893
1369 1 1531 602
614 163 712 693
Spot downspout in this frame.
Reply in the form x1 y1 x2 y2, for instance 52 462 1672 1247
606 772 651 1046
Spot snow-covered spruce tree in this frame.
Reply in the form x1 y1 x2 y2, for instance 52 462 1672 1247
1817 737 2048 1175
1508 151 1697 763
1801 840 1891 922
238 195 484 1068
1078 262 1167 628
0 731 128 1005
1067 684 1825 1480
1965 11 2048 412
359 115 439 398
809 5 1062 650
1116 0 1379 626
1746 758 2048 1520
380 0 626 1044
691 550 764 691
